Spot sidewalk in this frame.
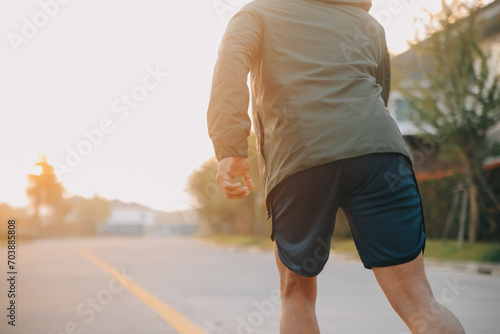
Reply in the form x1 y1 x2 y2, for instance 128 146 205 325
424 258 500 276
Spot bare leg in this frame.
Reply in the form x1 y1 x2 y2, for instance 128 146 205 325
274 241 320 334
373 253 465 334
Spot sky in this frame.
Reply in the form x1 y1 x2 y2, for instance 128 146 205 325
0 0 490 212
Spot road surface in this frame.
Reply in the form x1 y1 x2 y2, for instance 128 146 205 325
1 236 499 334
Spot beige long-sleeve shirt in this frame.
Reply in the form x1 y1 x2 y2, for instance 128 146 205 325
207 0 411 216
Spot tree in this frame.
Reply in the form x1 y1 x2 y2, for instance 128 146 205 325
71 194 111 235
394 0 500 246
26 156 69 234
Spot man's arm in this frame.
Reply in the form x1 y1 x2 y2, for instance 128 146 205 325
376 33 391 107
207 10 261 198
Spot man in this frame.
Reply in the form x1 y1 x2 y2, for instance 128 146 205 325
207 0 465 333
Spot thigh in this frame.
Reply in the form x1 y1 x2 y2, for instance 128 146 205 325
372 252 431 293
341 153 426 269
372 252 434 316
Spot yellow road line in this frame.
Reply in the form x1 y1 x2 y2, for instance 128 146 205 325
81 248 208 334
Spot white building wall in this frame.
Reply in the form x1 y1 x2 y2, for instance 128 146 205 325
106 208 156 226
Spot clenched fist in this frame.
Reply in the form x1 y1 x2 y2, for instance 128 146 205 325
216 156 255 199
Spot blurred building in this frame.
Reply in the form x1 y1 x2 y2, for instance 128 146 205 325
389 0 500 176
99 199 199 236
99 200 155 235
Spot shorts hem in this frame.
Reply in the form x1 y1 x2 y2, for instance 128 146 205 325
362 246 424 270
275 240 323 277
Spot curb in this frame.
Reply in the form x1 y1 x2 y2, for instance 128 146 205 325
423 259 500 277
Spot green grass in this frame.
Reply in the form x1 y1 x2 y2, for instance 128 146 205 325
423 239 500 262
331 239 500 263
203 234 500 263
331 238 358 255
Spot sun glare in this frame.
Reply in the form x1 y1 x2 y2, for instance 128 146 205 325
30 165 43 176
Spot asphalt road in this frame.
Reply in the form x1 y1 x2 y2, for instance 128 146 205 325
1 236 499 334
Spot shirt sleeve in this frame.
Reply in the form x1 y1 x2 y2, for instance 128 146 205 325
207 10 262 161
376 34 391 107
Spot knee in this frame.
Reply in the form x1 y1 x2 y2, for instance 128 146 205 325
280 272 317 304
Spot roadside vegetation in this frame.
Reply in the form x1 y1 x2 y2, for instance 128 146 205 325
200 234 500 263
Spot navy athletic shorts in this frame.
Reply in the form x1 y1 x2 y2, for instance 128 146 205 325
269 153 426 277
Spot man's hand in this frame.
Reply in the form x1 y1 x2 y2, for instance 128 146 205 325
216 156 255 199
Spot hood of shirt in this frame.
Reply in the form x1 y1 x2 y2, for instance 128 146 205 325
315 0 372 11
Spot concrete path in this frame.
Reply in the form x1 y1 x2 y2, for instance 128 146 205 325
1 236 499 334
